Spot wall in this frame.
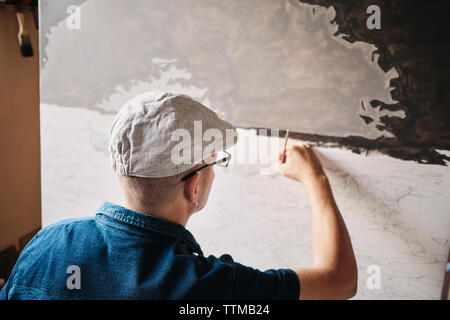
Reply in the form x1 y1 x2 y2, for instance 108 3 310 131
39 0 449 299
0 8 41 267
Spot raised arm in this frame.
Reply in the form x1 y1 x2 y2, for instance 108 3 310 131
277 143 357 300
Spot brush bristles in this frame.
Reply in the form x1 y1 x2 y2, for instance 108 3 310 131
18 34 33 57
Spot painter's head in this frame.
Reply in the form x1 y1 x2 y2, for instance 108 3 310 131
117 153 217 215
109 91 237 216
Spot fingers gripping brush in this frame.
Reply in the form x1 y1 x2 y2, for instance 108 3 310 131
16 3 34 57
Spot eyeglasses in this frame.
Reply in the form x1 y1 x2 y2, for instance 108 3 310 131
181 151 231 181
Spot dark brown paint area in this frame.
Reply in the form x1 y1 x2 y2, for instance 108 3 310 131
296 0 450 165
246 127 450 165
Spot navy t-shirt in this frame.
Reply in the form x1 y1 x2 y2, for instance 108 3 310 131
0 202 299 299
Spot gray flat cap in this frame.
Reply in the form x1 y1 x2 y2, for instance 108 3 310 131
109 91 238 178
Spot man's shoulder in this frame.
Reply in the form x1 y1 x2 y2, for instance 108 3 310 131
2 216 99 299
15 216 98 263
43 216 95 230
33 216 95 239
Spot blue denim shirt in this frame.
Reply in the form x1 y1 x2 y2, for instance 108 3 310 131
0 202 299 299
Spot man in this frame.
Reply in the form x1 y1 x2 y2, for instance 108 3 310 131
0 92 357 299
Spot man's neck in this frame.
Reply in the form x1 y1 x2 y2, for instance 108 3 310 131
120 200 190 227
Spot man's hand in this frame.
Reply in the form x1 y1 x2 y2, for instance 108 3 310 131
277 143 326 184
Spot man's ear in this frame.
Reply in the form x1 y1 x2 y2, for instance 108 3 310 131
183 172 200 205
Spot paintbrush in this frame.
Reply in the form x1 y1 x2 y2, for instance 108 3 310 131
16 5 34 57
281 129 289 163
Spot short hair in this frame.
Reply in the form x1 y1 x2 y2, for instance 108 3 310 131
117 163 204 207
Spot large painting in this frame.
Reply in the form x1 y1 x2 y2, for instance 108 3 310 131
40 0 449 299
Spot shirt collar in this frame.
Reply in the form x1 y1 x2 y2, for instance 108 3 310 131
95 201 203 255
